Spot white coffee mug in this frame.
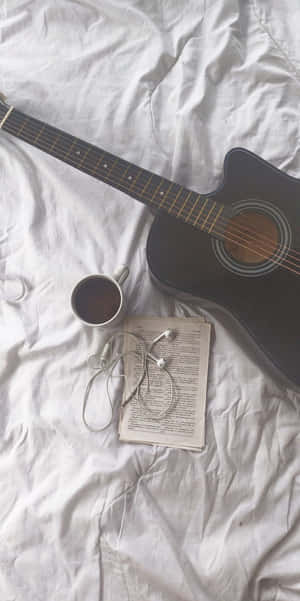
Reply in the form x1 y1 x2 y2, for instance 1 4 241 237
71 265 129 328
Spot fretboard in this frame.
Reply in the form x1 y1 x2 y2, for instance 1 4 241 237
0 104 229 238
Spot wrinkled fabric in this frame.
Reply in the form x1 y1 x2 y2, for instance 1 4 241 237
0 1 300 599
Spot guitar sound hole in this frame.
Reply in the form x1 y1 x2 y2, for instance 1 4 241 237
224 211 279 264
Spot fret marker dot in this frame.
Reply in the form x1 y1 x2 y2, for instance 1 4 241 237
160 191 164 195
128 175 132 180
75 150 81 155
104 164 108 168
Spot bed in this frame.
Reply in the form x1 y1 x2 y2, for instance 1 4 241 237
0 1 300 599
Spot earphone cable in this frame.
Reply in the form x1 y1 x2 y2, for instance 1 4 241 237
82 330 178 432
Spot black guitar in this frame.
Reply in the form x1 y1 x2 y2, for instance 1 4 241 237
1 95 299 388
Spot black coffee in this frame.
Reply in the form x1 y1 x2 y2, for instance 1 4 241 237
74 277 121 324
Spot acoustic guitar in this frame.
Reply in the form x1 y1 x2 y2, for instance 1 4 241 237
1 94 299 388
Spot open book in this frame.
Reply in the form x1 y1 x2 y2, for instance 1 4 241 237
118 316 211 451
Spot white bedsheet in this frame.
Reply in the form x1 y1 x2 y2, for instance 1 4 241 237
0 1 300 599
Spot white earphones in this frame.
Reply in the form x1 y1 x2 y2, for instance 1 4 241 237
83 328 178 432
146 329 176 369
150 329 176 344
99 328 176 370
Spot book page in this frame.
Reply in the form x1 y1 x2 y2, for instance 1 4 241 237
118 316 211 451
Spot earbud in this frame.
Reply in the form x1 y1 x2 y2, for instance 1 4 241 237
84 328 178 431
147 352 166 369
164 328 176 341
97 328 176 370
150 329 176 346
146 329 176 369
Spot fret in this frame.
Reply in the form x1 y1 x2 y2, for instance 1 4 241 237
78 146 91 167
33 120 59 149
167 184 183 214
63 140 103 174
81 146 138 193
120 162 131 180
201 201 216 230
5 110 61 153
90 151 105 174
49 133 60 151
122 163 137 184
185 193 200 222
120 159 134 178
4 115 53 152
33 124 45 143
151 178 164 206
17 116 29 136
69 139 91 164
141 173 153 196
128 167 142 191
0 106 229 239
159 180 176 203
72 147 109 177
105 156 135 188
208 204 223 233
64 137 77 158
7 110 77 159
193 198 208 226
177 190 193 218
105 155 118 177
89 151 118 178
141 172 163 203
3 108 170 207
59 136 87 159
158 181 173 209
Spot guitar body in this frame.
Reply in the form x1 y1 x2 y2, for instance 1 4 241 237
147 148 300 388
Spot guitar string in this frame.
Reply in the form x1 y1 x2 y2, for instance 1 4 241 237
1 108 290 256
4 117 297 268
4 116 300 275
7 115 300 269
3 116 300 274
3 113 298 272
4 111 300 262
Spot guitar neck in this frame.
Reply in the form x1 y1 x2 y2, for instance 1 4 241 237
0 103 228 237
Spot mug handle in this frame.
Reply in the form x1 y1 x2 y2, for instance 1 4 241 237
113 265 129 286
